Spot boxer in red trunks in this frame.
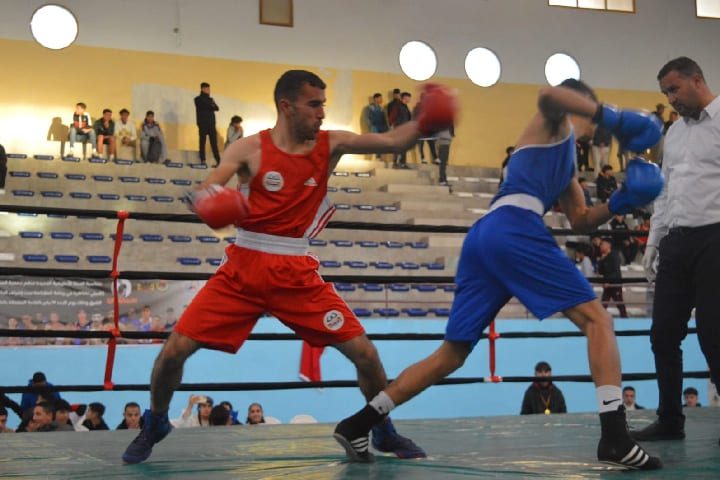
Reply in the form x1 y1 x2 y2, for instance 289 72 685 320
123 70 457 464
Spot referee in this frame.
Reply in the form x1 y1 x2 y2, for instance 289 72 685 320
633 57 720 444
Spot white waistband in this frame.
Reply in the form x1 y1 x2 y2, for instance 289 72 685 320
488 194 544 216
234 229 309 255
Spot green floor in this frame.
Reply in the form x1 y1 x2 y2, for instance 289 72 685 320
2 409 717 479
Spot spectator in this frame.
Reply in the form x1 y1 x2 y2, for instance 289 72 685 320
664 111 678 135
622 386 645 411
45 311 70 346
578 177 593 206
82 402 110 430
53 400 75 431
209 405 232 426
366 93 388 160
575 243 594 277
589 235 602 270
0 406 13 433
173 395 213 428
683 387 701 408
436 125 453 186
94 108 116 161
195 82 220 166
219 400 241 425
20 372 61 414
5 317 23 346
117 402 144 430
413 95 437 165
521 361 567 415
598 239 628 318
385 88 401 128
20 314 38 346
68 102 98 158
138 305 153 332
591 125 612 171
225 115 244 148
0 142 6 195
498 146 515 186
392 92 412 169
634 215 651 255
26 401 56 432
610 215 637 265
115 108 137 161
0 390 22 420
140 111 168 163
164 308 178 330
576 136 591 172
246 402 266 424
595 165 618 203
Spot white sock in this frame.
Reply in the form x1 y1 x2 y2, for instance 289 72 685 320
597 385 622 413
369 391 395 415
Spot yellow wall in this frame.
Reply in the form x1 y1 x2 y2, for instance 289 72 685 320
0 38 666 169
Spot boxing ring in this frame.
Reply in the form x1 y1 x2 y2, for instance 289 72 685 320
1 204 718 478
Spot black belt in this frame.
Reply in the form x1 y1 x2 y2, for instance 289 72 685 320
668 222 720 236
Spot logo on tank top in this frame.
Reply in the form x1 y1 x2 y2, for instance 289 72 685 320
323 310 344 331
263 171 284 192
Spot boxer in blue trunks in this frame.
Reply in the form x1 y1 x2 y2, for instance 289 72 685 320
334 79 665 470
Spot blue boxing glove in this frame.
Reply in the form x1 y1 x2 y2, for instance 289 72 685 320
593 104 663 152
609 158 664 214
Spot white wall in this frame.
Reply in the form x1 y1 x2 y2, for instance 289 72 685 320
2 0 719 90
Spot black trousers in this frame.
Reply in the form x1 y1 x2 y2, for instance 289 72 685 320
438 143 450 183
652 223 720 420
198 126 220 164
601 286 627 318
417 139 437 161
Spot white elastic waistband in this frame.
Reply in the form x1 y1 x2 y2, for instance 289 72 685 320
488 194 544 216
234 229 309 255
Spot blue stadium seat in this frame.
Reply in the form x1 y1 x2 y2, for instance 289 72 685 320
357 241 379 248
19 231 43 239
206 257 222 266
145 177 167 184
309 239 327 246
34 154 54 160
360 284 384 292
384 241 403 248
151 195 174 203
355 204 374 211
89 157 107 164
69 192 92 199
37 171 59 179
7 153 27 159
413 285 438 292
402 307 429 317
178 257 202 266
320 260 341 268
65 173 86 180
113 158 134 166
197 236 220 243
441 285 456 292
424 263 445 270
41 191 63 198
80 233 104 241
407 241 429 249
342 187 361 193
335 203 351 210
99 193 120 200
87 255 111 263
140 234 163 242
331 240 353 247
430 307 451 317
165 162 184 168
353 308 373 317
374 307 400 317
223 236 236 243
190 163 208 170
23 254 48 262
396 262 420 270
334 283 356 292
171 179 192 186
55 255 79 263
110 233 134 241
169 235 192 243
372 262 394 269
9 171 31 178
92 175 113 182
344 261 368 269
378 205 399 212
388 284 410 292
12 190 34 197
126 195 147 201
119 176 140 183
62 156 80 163
50 232 74 240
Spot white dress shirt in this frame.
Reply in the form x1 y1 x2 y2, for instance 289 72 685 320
648 95 720 246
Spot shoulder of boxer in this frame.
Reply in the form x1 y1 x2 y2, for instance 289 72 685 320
213 134 261 182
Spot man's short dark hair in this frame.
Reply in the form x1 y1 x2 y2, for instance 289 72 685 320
124 402 140 411
601 165 613 172
372 93 382 99
535 361 551 372
0 406 7 416
231 115 242 124
657 56 704 81
401 92 411 99
273 70 326 108
392 88 401 94
76 102 86 109
559 78 598 102
505 146 515 154
146 110 154 117
102 109 112 114
683 387 698 396
54 399 71 412
119 108 129 115
622 386 636 393
209 405 230 426
32 372 47 384
35 401 54 414
201 82 210 89
578 177 587 184
88 402 105 417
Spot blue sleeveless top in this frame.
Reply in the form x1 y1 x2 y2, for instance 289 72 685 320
492 131 576 213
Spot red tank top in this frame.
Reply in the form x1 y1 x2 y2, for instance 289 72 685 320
237 129 335 238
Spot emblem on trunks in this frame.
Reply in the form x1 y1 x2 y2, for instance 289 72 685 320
323 310 344 331
263 171 284 192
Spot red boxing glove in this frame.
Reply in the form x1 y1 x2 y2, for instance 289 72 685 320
190 184 249 229
417 83 458 136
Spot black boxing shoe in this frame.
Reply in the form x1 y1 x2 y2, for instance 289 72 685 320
334 405 385 463
598 407 662 470
630 417 685 441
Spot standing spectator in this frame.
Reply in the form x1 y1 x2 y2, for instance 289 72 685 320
664 111 678 135
82 402 110 430
385 88 401 128
622 386 645 411
578 177 593 206
68 102 98 158
498 146 515 186
225 115 244 148
634 57 720 444
392 92 412 169
246 402 266 424
595 165 618 203
598 239 628 318
576 136 591 171
575 244 594 277
94 109 116 161
413 95 437 164
634 215 651 255
436 125 453 185
367 93 388 161
140 111 168 163
591 125 612 171
115 108 137 161
0 142 6 194
195 82 220 166
683 387 701 408
520 361 567 415
117 402 144 430
20 372 61 414
0 406 14 433
610 215 637 264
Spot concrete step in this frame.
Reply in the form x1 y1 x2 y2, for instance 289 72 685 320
381 184 450 194
398 200 465 212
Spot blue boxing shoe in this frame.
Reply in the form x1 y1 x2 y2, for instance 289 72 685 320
122 409 172 464
371 417 426 459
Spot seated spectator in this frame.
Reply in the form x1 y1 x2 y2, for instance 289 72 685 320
115 108 138 160
683 387 702 407
622 386 645 411
246 402 266 425
116 402 143 430
94 108 116 161
219 400 241 425
0 406 14 433
82 402 110 430
595 165 617 203
45 311 70 346
209 405 232 426
173 395 213 428
26 401 57 432
0 142 6 195
578 177 593 207
140 110 168 163
598 238 628 318
20 372 61 415
521 361 567 415
68 102 98 158
225 115 244 148
574 243 594 277
53 400 75 431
